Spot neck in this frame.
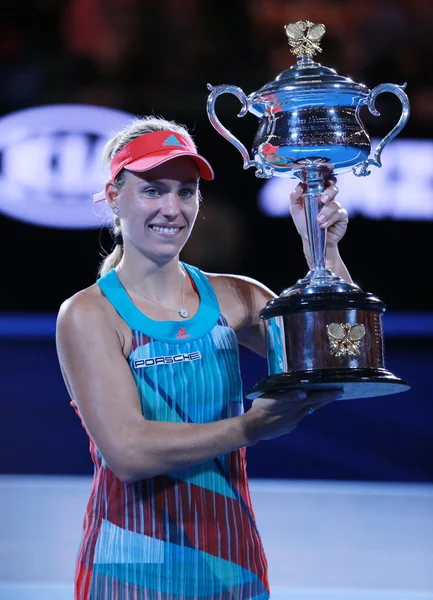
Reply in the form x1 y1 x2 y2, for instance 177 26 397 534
116 245 184 303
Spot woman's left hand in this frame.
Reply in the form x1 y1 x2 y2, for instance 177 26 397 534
290 178 349 249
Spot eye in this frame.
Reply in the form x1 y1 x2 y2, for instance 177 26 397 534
179 188 196 199
142 187 160 198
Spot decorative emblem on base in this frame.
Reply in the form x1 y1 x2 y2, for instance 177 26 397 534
326 323 366 358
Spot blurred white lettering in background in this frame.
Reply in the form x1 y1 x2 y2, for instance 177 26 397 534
258 138 433 220
0 105 134 229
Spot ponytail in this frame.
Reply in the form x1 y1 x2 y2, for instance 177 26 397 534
98 215 123 278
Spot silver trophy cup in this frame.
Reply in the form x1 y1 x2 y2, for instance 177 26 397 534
207 21 410 400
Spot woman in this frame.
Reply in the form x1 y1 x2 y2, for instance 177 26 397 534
56 116 350 599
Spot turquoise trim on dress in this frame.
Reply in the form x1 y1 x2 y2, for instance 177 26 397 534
97 263 220 342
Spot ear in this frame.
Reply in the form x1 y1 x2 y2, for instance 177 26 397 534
105 181 119 212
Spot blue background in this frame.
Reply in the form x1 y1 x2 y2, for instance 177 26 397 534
2 313 431 483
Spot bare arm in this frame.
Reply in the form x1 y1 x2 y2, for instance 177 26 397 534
234 277 277 358
290 181 353 283
208 274 277 358
302 241 353 282
56 293 259 483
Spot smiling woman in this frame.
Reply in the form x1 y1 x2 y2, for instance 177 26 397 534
55 115 352 600
96 117 213 278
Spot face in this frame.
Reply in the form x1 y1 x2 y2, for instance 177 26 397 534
107 157 200 264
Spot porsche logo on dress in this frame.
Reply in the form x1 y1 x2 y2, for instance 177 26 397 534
133 352 201 369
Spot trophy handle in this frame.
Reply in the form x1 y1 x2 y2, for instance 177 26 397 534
353 83 410 177
207 84 274 178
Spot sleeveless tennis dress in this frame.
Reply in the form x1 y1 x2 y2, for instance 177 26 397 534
72 264 270 600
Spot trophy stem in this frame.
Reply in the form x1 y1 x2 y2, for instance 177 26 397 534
300 165 328 275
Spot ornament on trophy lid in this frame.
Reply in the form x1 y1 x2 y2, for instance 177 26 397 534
284 21 326 57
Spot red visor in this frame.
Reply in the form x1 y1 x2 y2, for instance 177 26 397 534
93 130 214 203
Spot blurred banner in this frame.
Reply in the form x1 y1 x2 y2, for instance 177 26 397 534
0 104 134 228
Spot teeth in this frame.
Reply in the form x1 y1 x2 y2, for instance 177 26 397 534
151 226 180 234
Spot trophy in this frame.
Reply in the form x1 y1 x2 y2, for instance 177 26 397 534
206 21 411 400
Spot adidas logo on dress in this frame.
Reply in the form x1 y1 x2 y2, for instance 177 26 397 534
176 327 190 340
162 135 183 147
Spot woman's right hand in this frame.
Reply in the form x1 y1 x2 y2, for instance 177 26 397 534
243 389 342 443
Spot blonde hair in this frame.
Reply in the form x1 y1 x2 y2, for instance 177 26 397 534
98 116 197 278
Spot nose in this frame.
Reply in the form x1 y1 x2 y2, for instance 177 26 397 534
159 193 181 219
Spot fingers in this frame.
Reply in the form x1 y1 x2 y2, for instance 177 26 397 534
317 201 341 228
290 183 304 204
317 200 341 228
299 390 343 417
268 389 308 409
291 181 338 202
318 203 349 229
305 389 343 408
323 175 337 189
320 182 339 205
291 180 339 209
291 177 338 203
273 388 342 408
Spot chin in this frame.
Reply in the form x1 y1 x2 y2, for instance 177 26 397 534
133 231 191 263
145 246 184 264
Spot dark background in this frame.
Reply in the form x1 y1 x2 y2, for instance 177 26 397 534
0 0 432 482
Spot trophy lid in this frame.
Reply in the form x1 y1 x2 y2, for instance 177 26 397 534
250 21 369 101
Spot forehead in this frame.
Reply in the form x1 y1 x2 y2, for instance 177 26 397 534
128 156 200 184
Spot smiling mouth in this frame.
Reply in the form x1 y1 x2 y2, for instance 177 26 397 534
149 225 185 236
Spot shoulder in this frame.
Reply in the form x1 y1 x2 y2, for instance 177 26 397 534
204 272 276 301
57 284 105 328
56 283 130 356
203 272 277 331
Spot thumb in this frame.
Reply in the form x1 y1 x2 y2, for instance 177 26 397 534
290 183 304 208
